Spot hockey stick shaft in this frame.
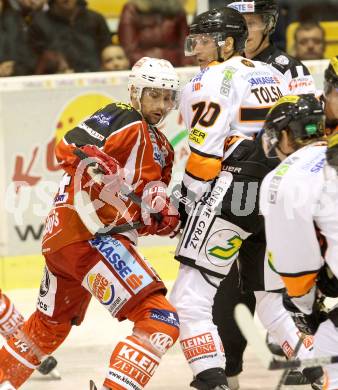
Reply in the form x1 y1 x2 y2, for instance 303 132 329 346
73 148 162 222
275 333 306 390
235 303 337 371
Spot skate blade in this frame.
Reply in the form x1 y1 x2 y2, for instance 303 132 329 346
89 380 97 390
48 368 61 380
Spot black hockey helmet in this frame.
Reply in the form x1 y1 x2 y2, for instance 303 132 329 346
185 7 248 55
324 56 338 95
224 0 279 33
262 94 325 157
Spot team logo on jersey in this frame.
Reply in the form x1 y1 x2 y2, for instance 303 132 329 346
275 55 289 65
207 234 242 261
205 230 243 267
241 59 255 68
87 272 115 305
189 128 207 145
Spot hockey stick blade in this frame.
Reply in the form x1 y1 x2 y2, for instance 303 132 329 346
235 303 338 371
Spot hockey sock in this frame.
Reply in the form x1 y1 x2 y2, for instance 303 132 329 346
103 335 161 390
255 291 314 360
0 292 25 340
0 335 40 388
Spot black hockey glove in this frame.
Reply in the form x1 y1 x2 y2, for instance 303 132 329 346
283 291 328 335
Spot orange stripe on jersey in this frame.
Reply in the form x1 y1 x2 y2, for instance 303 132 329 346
186 151 221 181
281 273 317 297
224 135 243 151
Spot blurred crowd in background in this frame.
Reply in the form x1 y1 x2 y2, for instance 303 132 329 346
0 0 337 77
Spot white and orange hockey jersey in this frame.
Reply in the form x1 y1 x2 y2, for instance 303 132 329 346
260 144 338 297
42 102 174 254
179 55 288 191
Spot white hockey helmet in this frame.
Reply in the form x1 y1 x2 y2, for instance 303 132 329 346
128 57 180 102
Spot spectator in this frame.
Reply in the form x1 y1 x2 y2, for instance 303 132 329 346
294 21 326 61
118 0 189 67
101 44 130 71
35 49 74 74
8 0 47 27
28 0 112 72
0 0 34 76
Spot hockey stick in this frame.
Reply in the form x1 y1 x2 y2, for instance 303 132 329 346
234 303 338 370
275 333 305 390
73 148 162 236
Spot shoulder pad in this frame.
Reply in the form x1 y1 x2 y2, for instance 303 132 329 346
270 52 310 76
87 102 142 131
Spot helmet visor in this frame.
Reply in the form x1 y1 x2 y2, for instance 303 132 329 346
261 129 278 158
141 87 180 111
184 33 224 56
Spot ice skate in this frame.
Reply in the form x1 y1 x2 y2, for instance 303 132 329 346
37 356 61 380
89 380 97 390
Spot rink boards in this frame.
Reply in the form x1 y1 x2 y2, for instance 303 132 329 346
0 245 179 290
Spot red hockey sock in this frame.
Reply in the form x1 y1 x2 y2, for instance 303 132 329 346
0 292 25 340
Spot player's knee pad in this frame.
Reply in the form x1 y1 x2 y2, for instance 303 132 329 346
132 324 179 358
0 292 25 339
128 292 179 357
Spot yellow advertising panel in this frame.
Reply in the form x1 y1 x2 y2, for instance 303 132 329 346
87 0 197 18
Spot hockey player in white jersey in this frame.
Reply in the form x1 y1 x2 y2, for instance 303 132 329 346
260 94 338 387
170 7 322 390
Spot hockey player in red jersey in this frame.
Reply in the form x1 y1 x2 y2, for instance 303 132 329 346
0 57 181 389
0 290 59 384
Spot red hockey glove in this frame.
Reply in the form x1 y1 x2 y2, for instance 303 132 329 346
74 145 122 194
138 182 180 236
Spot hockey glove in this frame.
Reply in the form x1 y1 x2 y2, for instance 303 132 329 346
74 145 122 194
139 182 180 236
283 289 327 335
317 263 338 297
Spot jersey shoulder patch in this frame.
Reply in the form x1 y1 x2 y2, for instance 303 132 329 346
270 51 310 76
65 103 142 146
88 102 142 133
